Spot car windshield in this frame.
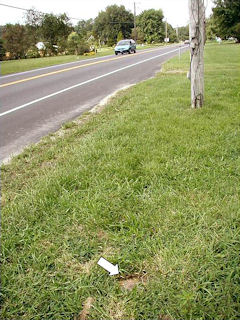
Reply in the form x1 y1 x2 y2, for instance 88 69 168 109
117 40 130 46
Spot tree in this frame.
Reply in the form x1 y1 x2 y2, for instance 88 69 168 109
2 24 29 59
212 0 240 42
75 19 94 40
206 15 218 40
40 13 73 54
67 31 80 54
131 26 145 43
67 31 90 55
178 25 189 41
167 23 177 43
93 5 134 46
117 31 124 42
0 38 6 60
24 8 43 47
137 9 165 43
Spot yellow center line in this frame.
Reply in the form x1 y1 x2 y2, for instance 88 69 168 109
0 48 161 88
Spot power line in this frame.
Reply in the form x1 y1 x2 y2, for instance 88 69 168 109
0 3 81 21
0 3 134 24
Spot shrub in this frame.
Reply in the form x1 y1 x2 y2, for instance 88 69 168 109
117 31 124 42
77 43 90 55
26 47 40 59
83 51 96 56
0 38 6 61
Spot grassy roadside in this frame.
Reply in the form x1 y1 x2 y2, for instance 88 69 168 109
1 43 240 319
0 43 169 76
0 48 114 76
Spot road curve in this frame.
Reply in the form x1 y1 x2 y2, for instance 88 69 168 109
0 44 188 163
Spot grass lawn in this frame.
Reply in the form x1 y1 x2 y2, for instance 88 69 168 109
0 43 168 76
0 48 114 76
1 43 240 319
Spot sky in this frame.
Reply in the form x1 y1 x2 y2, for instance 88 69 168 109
0 0 214 27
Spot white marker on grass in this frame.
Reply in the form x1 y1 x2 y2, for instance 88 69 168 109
97 257 119 276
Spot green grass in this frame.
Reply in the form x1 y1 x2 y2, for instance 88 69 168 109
1 43 240 320
0 43 173 76
0 48 113 75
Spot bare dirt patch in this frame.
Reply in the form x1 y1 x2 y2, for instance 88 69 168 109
80 259 96 274
158 315 173 320
75 297 94 320
119 273 148 291
40 161 56 169
107 299 130 320
97 229 109 240
163 69 186 74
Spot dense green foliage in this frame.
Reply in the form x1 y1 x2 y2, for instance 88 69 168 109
1 1 240 60
136 9 177 43
1 13 73 59
213 0 240 41
167 23 177 43
137 9 165 43
75 19 94 40
0 5 181 60
67 32 90 55
24 9 43 48
11 1 240 60
0 37 6 59
2 23 29 59
93 5 134 46
40 13 72 53
117 30 124 42
178 25 189 41
1 43 240 319
206 16 218 40
131 26 145 42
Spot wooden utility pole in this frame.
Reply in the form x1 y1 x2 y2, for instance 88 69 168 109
188 0 205 108
134 2 137 42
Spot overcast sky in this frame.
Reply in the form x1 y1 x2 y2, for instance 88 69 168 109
0 0 214 27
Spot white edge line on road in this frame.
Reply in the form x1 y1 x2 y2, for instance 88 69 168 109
0 47 187 118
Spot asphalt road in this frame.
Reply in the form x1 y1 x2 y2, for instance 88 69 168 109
0 44 188 163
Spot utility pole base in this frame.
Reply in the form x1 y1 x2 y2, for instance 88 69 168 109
192 94 204 108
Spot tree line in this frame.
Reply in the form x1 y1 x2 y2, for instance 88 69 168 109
206 0 240 42
0 1 238 60
0 5 182 60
